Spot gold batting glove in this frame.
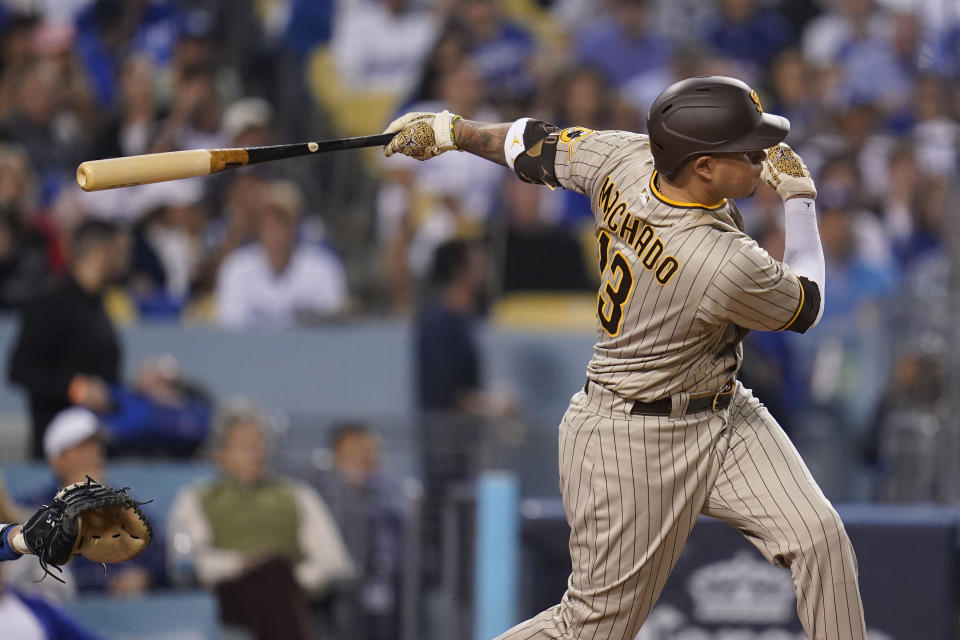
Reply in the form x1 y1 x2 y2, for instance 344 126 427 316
761 143 817 200
383 110 460 161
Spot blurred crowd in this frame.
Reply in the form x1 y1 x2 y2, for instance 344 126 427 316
0 401 405 640
0 0 951 318
0 0 958 635
0 0 952 492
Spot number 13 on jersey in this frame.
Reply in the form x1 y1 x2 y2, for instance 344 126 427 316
597 230 634 336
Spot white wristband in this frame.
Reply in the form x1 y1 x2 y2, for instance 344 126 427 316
504 118 530 170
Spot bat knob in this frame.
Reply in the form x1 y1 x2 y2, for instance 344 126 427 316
76 163 93 191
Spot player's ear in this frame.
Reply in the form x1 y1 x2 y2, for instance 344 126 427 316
692 154 715 181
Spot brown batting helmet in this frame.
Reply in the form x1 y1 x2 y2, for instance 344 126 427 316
646 76 789 178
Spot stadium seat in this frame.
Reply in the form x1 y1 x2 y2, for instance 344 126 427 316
491 292 598 331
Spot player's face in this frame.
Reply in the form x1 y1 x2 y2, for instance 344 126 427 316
710 150 766 199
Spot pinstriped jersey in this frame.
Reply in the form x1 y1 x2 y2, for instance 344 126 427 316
551 128 805 401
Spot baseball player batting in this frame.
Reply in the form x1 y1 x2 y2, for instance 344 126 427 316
383 75 865 639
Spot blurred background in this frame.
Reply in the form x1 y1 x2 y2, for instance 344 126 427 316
0 0 956 638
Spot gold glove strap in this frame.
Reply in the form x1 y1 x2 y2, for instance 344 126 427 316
450 115 462 150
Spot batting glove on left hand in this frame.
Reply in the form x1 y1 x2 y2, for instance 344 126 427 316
761 143 817 200
383 110 460 161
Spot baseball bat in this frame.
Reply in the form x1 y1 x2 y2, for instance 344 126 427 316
76 132 398 192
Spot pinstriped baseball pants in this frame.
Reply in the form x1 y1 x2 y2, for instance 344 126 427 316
495 381 866 640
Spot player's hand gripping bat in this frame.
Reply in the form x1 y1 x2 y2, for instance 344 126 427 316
76 132 397 192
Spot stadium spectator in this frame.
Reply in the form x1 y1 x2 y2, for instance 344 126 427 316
414 238 517 583
499 178 592 294
765 48 819 144
705 0 793 73
330 0 438 97
316 422 404 640
378 59 505 313
8 219 126 458
91 55 160 162
832 9 914 124
193 170 265 299
150 63 226 154
73 0 187 107
0 141 68 283
872 333 946 502
910 73 958 178
16 407 166 597
573 0 670 86
0 204 55 310
102 355 214 458
128 194 209 317
213 96 323 218
215 179 348 329
417 238 499 414
621 43 710 121
168 400 354 640
801 0 887 67
452 0 536 109
0 58 90 205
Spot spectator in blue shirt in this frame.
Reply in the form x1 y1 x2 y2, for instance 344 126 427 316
73 0 187 107
706 0 793 74
454 0 536 107
574 0 670 86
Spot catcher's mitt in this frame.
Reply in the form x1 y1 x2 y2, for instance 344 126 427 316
18 477 153 581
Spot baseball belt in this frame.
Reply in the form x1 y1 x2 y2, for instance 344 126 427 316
584 380 734 416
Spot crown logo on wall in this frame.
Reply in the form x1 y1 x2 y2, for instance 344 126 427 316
686 551 796 624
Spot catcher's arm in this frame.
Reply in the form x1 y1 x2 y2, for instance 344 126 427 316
0 523 27 561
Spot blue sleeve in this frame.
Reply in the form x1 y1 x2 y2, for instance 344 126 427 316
14 591 105 640
105 386 212 456
0 524 23 562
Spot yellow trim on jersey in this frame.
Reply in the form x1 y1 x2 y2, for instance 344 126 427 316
649 171 727 210
777 274 806 331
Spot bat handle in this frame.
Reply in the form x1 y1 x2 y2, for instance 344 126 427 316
310 132 398 154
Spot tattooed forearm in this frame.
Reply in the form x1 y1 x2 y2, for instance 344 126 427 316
453 119 511 167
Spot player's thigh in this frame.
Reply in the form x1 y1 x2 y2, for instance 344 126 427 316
559 404 722 593
703 391 845 562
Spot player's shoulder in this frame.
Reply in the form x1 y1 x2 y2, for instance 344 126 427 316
567 129 652 186
565 128 649 152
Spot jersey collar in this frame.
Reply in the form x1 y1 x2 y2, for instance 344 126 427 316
650 171 727 211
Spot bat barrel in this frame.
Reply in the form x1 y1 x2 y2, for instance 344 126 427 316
76 150 216 192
